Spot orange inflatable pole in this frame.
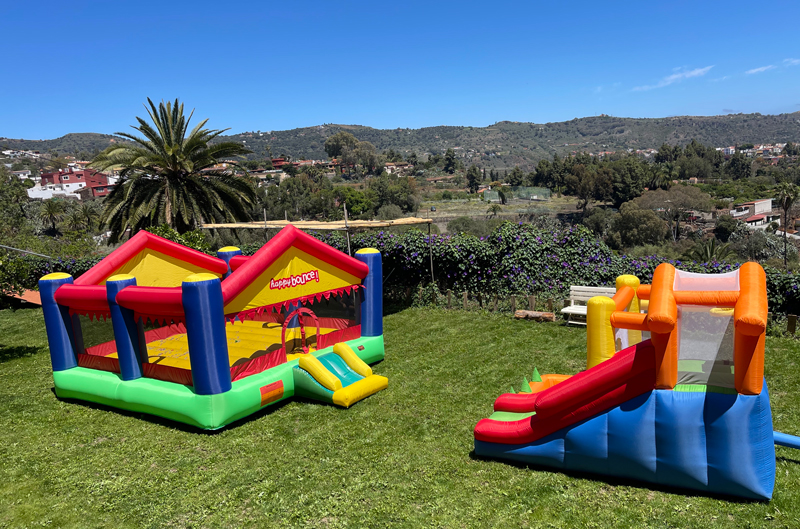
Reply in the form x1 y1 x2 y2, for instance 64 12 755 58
612 286 635 312
637 284 651 300
610 311 649 331
734 262 768 395
647 263 678 389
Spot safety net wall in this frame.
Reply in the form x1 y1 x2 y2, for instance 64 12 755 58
676 305 736 388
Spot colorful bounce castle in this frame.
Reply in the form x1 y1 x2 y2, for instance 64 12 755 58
39 225 387 429
474 262 799 500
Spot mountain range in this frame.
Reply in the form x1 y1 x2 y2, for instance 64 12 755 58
3 112 800 171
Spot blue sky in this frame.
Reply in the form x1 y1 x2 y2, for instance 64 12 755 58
3 0 799 139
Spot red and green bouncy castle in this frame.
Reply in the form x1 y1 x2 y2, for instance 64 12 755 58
40 225 387 429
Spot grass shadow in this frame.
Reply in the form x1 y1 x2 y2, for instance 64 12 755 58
0 344 41 364
468 450 768 504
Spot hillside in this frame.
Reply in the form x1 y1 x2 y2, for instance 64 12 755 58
4 112 800 171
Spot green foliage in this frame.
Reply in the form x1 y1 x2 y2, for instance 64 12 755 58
443 148 457 174
466 164 481 193
714 215 740 242
144 225 213 254
728 224 798 263
91 98 257 241
607 202 669 249
507 166 525 186
684 238 735 262
323 131 358 159
376 204 403 220
446 217 503 238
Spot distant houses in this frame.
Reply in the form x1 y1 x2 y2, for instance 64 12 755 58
27 167 117 201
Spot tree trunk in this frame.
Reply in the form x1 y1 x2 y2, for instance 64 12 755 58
785 209 789 270
164 184 172 227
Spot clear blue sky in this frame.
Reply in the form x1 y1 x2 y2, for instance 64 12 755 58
3 0 799 139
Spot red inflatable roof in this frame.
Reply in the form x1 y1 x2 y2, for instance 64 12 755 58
74 231 229 286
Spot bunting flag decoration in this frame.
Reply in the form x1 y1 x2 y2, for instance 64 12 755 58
227 284 363 323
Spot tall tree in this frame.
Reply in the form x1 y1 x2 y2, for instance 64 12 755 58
443 148 457 174
725 151 752 180
91 98 256 241
323 131 358 159
775 182 800 269
39 199 65 233
466 165 481 193
507 166 525 186
634 186 712 241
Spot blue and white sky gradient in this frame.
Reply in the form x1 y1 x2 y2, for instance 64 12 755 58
2 0 799 138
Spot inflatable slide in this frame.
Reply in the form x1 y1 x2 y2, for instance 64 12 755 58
475 263 794 500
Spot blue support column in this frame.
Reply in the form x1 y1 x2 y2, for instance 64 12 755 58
106 274 144 381
355 248 383 337
182 273 232 395
286 300 302 329
38 273 78 371
216 246 242 278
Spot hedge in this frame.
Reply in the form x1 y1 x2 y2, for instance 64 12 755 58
3 222 800 315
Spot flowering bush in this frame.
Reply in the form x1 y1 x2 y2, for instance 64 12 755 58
5 221 800 315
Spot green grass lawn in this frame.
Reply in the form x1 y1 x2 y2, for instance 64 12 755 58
1 307 799 528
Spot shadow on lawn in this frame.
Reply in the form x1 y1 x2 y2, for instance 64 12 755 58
0 344 41 364
53 388 294 435
467 449 768 504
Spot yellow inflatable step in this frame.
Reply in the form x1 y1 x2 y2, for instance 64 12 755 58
332 375 388 408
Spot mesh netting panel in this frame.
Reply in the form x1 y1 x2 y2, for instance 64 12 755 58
677 305 735 388
673 270 739 292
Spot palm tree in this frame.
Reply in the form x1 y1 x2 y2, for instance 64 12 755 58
91 98 257 242
39 199 65 233
685 238 735 262
775 182 800 269
79 202 100 231
649 162 677 190
487 203 502 218
66 209 87 231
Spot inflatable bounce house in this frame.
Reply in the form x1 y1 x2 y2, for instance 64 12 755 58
474 262 800 500
39 225 387 429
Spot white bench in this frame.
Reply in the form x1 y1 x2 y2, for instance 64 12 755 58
560 285 617 326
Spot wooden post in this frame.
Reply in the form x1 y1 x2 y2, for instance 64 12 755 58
788 314 797 335
528 295 535 311
510 296 516 313
477 293 483 308
547 299 553 312
447 290 453 309
418 286 424 305
405 287 411 303
492 294 498 312
428 223 435 284
463 291 468 310
343 203 351 256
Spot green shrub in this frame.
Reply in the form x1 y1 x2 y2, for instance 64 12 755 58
5 221 800 317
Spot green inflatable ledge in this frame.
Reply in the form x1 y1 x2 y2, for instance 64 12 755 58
53 335 384 430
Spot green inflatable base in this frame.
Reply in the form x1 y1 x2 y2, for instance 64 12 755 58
53 334 384 430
